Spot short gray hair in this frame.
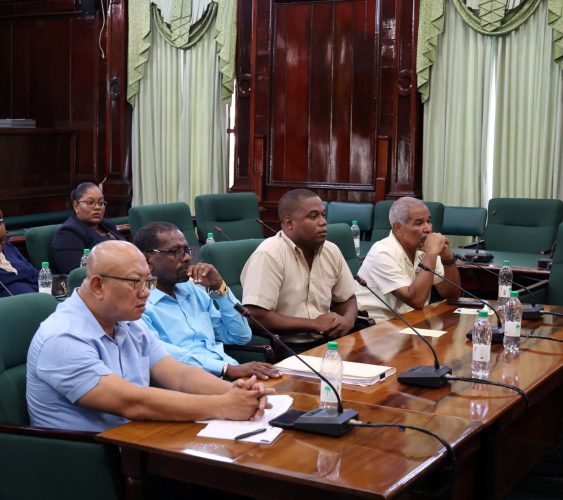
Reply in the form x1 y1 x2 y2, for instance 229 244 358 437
389 197 427 225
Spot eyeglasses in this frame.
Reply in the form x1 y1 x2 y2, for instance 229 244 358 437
149 247 193 259
77 199 108 209
99 274 157 292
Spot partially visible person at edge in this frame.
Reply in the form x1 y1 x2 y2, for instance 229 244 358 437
241 188 358 339
134 222 280 381
0 209 38 297
27 240 273 433
50 182 125 274
355 196 461 322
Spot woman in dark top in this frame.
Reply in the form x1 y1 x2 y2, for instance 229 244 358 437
0 209 38 297
50 182 125 274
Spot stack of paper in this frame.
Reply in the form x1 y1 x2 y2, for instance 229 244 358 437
275 355 395 387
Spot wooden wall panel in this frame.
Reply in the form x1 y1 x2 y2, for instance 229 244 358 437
233 0 421 225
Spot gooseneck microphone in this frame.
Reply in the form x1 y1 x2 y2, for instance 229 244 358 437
233 303 359 436
464 209 496 263
0 279 14 296
457 256 543 319
417 262 506 343
214 226 233 241
255 218 277 236
354 276 452 388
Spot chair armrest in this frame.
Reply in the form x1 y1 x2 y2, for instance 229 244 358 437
224 343 276 363
461 239 484 249
354 314 375 331
516 279 548 297
0 422 97 442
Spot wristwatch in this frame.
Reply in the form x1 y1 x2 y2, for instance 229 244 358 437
209 280 228 298
220 361 229 379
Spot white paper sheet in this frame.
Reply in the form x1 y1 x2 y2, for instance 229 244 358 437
398 327 447 338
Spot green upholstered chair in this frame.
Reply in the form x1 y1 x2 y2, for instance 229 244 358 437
424 201 445 234
442 206 487 240
0 293 121 500
199 239 275 363
326 223 361 276
194 192 263 243
68 266 88 291
24 224 61 269
360 200 393 256
128 202 199 248
326 202 374 235
482 198 563 254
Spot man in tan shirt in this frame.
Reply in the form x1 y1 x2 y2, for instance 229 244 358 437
241 189 357 339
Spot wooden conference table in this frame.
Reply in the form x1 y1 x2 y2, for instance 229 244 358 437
98 303 563 499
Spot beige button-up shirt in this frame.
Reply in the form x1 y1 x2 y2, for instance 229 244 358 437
241 231 355 319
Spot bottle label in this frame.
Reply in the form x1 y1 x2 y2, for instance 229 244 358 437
505 320 521 338
320 381 339 404
472 343 491 362
498 285 511 298
38 287 52 294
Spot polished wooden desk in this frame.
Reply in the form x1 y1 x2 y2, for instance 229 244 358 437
97 304 562 499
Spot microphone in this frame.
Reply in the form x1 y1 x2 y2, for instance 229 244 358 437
538 241 556 270
0 279 14 296
457 256 543 319
233 303 359 436
417 262 505 343
354 276 452 388
256 218 277 236
463 210 495 263
213 226 232 241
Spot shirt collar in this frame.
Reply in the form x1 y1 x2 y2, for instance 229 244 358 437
279 229 323 257
148 280 194 304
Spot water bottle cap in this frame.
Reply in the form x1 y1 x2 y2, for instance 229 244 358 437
207 233 214 238
510 290 519 298
478 309 489 318
352 220 358 225
41 261 49 268
327 341 338 350
503 260 510 266
84 248 91 255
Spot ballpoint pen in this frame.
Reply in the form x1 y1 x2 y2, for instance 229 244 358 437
234 428 267 441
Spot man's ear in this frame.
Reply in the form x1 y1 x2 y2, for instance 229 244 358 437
282 215 293 230
143 252 155 272
87 275 104 299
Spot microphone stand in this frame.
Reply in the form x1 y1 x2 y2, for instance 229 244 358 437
417 262 505 343
214 226 233 241
458 256 543 319
256 218 278 236
233 303 358 436
0 279 14 296
354 276 452 388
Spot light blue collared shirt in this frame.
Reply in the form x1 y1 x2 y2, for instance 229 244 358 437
142 281 252 376
26 291 168 432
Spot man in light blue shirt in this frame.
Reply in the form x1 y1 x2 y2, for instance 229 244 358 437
134 222 279 381
27 240 273 432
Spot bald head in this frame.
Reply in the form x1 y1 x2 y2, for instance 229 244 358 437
87 240 146 277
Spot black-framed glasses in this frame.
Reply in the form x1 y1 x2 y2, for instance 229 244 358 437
99 274 157 292
78 199 108 209
149 247 193 259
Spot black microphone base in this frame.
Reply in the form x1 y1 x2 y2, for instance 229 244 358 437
397 365 452 388
464 252 494 263
522 304 543 320
466 325 504 343
293 408 359 436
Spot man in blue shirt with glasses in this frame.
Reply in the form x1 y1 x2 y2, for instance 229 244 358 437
134 222 279 381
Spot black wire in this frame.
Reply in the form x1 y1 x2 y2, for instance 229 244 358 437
349 420 456 472
521 334 563 343
541 311 563 318
443 375 529 412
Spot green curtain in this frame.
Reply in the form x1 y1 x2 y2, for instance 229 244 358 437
422 1 497 207
492 2 562 198
131 21 227 206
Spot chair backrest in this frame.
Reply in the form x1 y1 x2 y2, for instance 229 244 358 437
547 222 563 306
326 202 374 233
68 266 87 292
424 201 444 234
370 200 394 244
484 198 563 253
199 239 264 300
128 202 199 247
0 293 59 425
25 224 61 269
326 223 360 276
195 192 263 243
442 206 487 238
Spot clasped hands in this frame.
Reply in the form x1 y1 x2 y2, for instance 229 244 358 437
314 312 349 338
187 263 223 291
231 375 275 421
423 233 455 262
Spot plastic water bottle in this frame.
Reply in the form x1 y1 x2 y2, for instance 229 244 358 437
472 309 492 379
351 220 361 257
80 248 91 267
38 262 53 294
205 233 215 245
497 260 513 322
503 290 522 354
319 341 343 410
